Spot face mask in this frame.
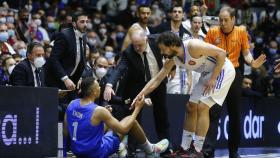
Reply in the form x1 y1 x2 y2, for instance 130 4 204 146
269 48 277 55
130 5 137 12
255 37 263 44
152 4 159 10
86 23 93 30
116 32 125 39
276 36 280 43
7 29 15 37
95 67 107 78
48 22 56 29
34 56 46 68
88 38 97 46
8 65 15 74
99 28 107 34
0 17 6 24
18 48 27 58
25 5 33 12
105 51 114 59
34 19 42 26
93 18 101 25
0 32 9 42
6 16 14 23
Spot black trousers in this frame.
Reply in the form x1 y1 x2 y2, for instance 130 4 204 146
203 68 243 155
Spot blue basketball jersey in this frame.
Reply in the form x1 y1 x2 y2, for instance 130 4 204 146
66 99 104 156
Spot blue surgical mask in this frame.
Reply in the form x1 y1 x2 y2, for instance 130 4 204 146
48 22 56 29
18 48 27 58
105 51 114 59
0 32 9 42
255 37 263 44
6 16 14 23
269 48 277 55
7 29 15 37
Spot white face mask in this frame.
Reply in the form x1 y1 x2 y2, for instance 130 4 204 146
8 65 15 74
34 19 42 26
0 17 6 23
34 56 46 68
95 67 107 78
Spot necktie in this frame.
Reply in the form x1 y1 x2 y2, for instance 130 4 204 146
35 68 41 87
143 51 151 82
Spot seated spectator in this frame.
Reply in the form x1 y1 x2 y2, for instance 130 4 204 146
242 75 262 97
13 40 27 58
0 23 16 55
9 42 45 87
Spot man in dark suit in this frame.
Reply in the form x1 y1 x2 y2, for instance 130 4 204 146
104 29 171 156
10 42 45 87
152 4 191 39
44 12 88 90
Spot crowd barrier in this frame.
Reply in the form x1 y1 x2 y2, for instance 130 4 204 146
0 87 279 157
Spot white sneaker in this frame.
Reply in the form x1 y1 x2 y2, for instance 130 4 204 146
118 142 127 158
146 139 169 158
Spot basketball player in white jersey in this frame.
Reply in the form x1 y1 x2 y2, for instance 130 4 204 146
132 31 235 157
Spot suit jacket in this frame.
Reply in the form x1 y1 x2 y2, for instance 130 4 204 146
151 21 191 38
108 35 166 101
44 27 86 89
9 58 45 87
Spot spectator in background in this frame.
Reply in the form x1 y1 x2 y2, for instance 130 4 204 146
0 55 15 85
9 42 45 87
6 9 15 24
97 23 116 48
242 75 262 97
12 54 23 64
104 45 116 67
96 0 128 24
32 13 50 44
236 0 258 29
0 23 16 55
43 44 52 59
6 22 17 46
13 41 27 58
16 8 30 43
265 40 279 73
87 30 102 49
46 15 58 39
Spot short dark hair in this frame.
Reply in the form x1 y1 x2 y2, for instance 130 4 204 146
157 31 182 47
72 12 87 22
171 4 183 12
190 13 202 22
137 4 151 12
27 42 43 55
220 6 235 18
80 77 96 98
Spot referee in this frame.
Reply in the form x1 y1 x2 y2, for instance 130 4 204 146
203 6 266 158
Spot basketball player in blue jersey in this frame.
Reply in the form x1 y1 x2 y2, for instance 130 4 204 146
64 77 169 158
132 31 236 157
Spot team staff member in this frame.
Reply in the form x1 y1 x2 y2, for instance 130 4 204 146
203 6 266 158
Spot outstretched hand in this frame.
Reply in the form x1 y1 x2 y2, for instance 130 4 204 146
130 93 144 110
134 95 145 110
251 53 266 68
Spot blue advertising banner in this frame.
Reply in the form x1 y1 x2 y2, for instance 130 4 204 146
0 86 58 157
142 94 280 148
